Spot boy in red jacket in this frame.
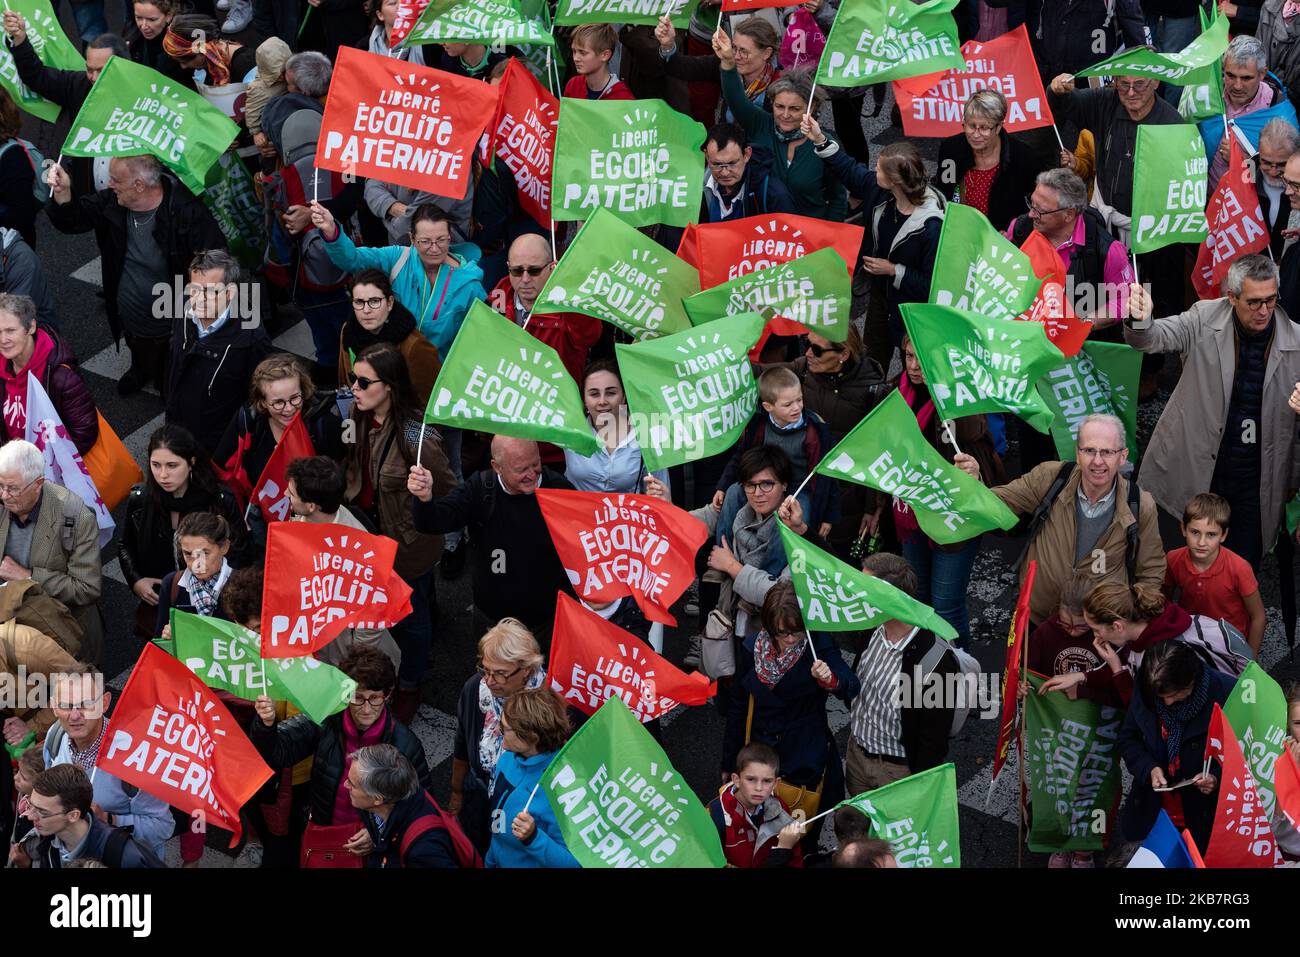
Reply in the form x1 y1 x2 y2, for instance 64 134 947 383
707 742 804 867
562 23 634 100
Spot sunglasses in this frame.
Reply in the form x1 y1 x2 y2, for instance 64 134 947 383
347 372 385 390
507 264 551 278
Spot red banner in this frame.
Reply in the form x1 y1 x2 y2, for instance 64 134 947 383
260 521 413 658
389 0 432 45
317 47 499 200
485 58 557 226
676 213 863 290
251 412 316 524
1203 704 1282 867
992 558 1036 781
548 592 715 721
536 487 708 626
1277 748 1300 832
1193 138 1269 299
893 26 1052 137
98 643 273 847
721 0 788 8
1018 228 1091 357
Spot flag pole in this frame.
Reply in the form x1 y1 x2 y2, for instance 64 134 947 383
522 779 542 814
1016 608 1029 868
789 469 816 504
943 420 963 456
1051 123 1065 153
805 628 820 663
415 420 425 467
799 803 840 827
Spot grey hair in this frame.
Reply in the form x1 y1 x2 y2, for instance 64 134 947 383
350 744 418 805
1259 117 1300 155
189 248 241 285
0 440 46 484
1036 167 1088 210
1077 413 1125 451
0 293 37 332
1224 254 1279 296
286 51 332 97
1224 34 1266 73
114 154 162 187
964 89 1007 126
768 68 823 114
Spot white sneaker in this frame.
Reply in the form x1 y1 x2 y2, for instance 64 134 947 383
221 0 252 34
683 634 702 669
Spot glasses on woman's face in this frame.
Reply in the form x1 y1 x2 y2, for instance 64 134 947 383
414 236 451 251
268 393 303 413
743 479 778 494
349 691 389 710
478 662 524 683
963 121 997 135
352 296 387 311
347 372 384 390
804 339 838 357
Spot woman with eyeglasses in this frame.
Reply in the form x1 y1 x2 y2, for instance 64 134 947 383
251 647 431 867
338 269 443 407
448 618 546 855
934 90 1045 232
653 14 782 122
345 341 457 723
119 424 248 637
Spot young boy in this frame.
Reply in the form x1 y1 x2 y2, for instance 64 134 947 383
6 745 42 866
713 366 838 534
708 742 804 867
1163 493 1265 653
562 24 634 100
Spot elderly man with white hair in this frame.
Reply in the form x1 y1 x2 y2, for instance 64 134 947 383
1253 118 1300 257
1209 35 1289 189
0 440 102 662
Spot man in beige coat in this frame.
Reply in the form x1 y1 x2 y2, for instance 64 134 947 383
1125 254 1300 569
0 442 101 663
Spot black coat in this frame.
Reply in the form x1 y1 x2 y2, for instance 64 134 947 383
7 35 96 197
1118 668 1235 852
362 789 459 868
117 483 247 586
934 129 1044 232
249 707 432 826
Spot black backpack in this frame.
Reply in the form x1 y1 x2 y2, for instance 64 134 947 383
1014 462 1141 580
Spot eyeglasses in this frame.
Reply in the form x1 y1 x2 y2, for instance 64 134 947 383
963 122 998 134
1025 195 1068 218
507 264 551 278
1285 178 1300 193
477 663 524 683
805 339 840 358
349 691 389 709
1241 295 1279 311
268 393 303 412
0 477 40 498
1113 80 1151 94
1059 618 1091 635
352 296 387 311
26 802 68 821
1077 446 1123 459
1259 158 1288 171
414 237 451 250
743 479 779 494
347 372 384 390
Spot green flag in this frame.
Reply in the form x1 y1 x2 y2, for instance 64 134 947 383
202 151 265 269
1224 662 1289 819
405 0 554 46
1287 491 1300 535
1130 124 1208 254
555 0 699 28
1023 673 1123 852
542 696 726 868
424 300 599 454
62 56 240 194
168 610 357 724
900 302 1065 433
777 521 957 638
838 763 960 867
682 247 851 340
553 97 706 228
1178 6 1225 122
516 0 558 90
0 0 83 123
815 390 1018 544
1077 13 1228 82
1035 340 1142 461
616 311 765 471
816 0 964 87
532 207 697 340
928 204 1043 322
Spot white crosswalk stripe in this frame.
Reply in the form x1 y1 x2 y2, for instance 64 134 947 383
103 557 125 585
272 319 316 363
70 256 102 288
81 343 160 396
121 412 167 466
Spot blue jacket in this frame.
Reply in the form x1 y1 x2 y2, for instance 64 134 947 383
485 750 579 869
322 229 486 362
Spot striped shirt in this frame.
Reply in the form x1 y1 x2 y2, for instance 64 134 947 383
849 625 908 759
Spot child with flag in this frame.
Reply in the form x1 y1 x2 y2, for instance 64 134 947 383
708 741 805 867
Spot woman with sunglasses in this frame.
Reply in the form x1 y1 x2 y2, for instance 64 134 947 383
338 270 443 407
251 647 431 866
345 341 457 723
448 618 546 855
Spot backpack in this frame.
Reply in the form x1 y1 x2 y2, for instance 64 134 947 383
0 138 50 204
916 633 983 736
1177 616 1255 678
1014 461 1141 581
398 791 483 868
262 150 347 293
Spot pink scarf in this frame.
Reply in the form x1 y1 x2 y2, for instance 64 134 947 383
892 378 936 544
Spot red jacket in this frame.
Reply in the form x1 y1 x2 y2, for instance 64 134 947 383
488 278 602 384
707 784 803 868
562 75 634 100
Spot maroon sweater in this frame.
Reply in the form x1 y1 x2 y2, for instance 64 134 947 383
1082 603 1192 706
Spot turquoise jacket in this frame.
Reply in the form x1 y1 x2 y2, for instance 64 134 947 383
322 229 486 361
485 750 579 869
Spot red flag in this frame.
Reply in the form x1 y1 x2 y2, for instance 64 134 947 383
993 559 1037 780
1276 748 1300 831
682 214 863 290
676 222 700 269
1018 228 1091 357
893 26 1053 137
388 0 431 45
98 643 273 847
250 412 316 524
548 592 715 721
721 0 788 8
1203 704 1282 867
746 316 810 362
317 47 499 200
1193 137 1269 299
1181 828 1207 867
484 58 557 227
535 487 708 627
259 521 414 658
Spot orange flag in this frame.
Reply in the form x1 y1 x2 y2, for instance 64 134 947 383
1193 137 1269 299
1018 228 1091 357
677 213 863 290
251 412 316 523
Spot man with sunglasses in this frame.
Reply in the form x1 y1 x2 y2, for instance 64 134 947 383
17 763 163 868
488 233 601 385
1126 253 1300 570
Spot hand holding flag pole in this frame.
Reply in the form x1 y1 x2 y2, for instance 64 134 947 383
942 420 962 456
